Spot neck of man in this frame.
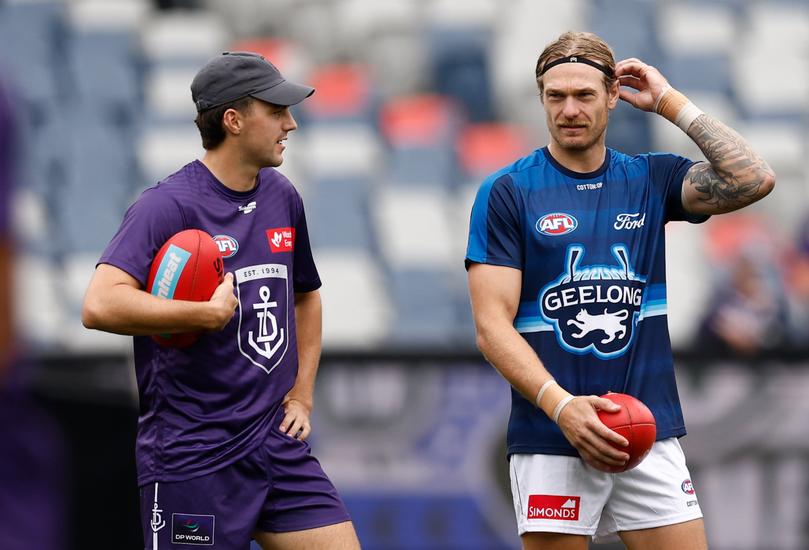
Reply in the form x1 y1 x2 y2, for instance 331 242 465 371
547 140 607 174
201 146 260 193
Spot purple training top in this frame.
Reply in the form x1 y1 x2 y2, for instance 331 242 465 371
99 161 321 486
0 76 14 238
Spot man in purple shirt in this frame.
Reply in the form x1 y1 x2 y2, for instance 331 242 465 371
0 75 12 372
83 52 360 550
0 75 66 550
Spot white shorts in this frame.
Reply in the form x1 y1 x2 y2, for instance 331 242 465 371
510 437 703 543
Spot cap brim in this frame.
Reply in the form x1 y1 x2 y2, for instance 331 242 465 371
252 80 315 107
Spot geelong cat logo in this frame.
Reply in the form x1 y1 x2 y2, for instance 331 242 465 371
568 308 628 344
540 245 646 359
536 213 578 236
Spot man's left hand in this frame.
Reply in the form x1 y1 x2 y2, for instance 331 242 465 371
279 398 312 441
615 57 670 112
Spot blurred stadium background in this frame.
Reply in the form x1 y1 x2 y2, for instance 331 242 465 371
1 0 808 548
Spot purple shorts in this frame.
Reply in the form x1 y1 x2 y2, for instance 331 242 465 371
139 415 350 549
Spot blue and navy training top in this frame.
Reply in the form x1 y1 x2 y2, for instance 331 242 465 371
466 146 707 457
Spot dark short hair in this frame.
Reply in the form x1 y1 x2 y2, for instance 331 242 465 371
194 96 255 150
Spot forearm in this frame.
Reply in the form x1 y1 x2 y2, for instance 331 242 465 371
82 283 222 335
287 290 322 409
685 113 775 212
655 87 775 214
476 319 571 419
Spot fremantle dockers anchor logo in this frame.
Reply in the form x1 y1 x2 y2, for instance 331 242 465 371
151 502 166 533
249 286 285 360
540 245 646 359
235 264 289 373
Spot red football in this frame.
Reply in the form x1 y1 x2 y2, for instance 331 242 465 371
145 229 225 347
597 392 656 472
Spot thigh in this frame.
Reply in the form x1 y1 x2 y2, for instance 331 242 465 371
140 456 268 550
596 438 703 543
618 518 707 550
254 520 360 550
256 423 351 534
509 453 612 539
521 532 590 550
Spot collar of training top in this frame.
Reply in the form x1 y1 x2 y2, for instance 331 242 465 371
539 55 614 78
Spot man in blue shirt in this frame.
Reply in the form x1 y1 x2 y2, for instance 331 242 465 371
467 31 774 549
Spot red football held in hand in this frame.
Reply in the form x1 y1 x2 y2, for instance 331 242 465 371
597 392 656 472
146 229 225 347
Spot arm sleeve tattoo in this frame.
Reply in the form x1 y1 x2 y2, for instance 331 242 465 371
683 114 775 213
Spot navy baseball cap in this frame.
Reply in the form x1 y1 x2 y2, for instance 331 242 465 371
191 51 315 112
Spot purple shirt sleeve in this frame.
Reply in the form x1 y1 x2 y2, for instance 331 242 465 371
98 187 186 286
292 195 321 293
0 79 15 238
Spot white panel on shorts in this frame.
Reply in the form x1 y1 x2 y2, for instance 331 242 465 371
510 438 703 543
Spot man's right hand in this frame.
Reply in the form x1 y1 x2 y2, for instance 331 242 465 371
555 395 630 472
206 272 238 331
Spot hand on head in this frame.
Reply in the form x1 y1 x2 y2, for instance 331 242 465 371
614 58 671 112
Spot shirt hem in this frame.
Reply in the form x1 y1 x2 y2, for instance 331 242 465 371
97 257 147 287
507 426 687 457
137 439 262 487
136 406 283 487
465 256 523 271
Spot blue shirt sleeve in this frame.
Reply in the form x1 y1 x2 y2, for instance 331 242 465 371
648 153 710 224
466 174 523 270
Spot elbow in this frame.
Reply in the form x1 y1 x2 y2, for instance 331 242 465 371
758 169 776 200
474 324 493 355
475 331 486 354
81 296 103 330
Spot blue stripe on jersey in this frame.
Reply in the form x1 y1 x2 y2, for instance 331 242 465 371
466 174 498 264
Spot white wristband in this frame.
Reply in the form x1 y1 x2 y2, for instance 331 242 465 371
552 395 575 424
652 85 671 114
674 101 704 133
535 379 557 409
654 85 703 133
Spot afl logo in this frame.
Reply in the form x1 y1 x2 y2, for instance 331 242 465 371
537 213 578 236
681 479 695 495
214 235 239 258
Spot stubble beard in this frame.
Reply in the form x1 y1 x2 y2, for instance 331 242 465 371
551 121 607 153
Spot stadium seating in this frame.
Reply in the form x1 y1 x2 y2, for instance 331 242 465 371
304 176 376 250
1 0 806 356
67 30 142 124
4 4 809 549
379 94 464 187
0 2 66 116
316 249 393 348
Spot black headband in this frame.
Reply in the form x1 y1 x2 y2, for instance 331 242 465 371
539 55 614 78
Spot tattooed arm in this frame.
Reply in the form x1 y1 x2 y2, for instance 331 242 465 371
681 115 776 215
615 57 776 215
